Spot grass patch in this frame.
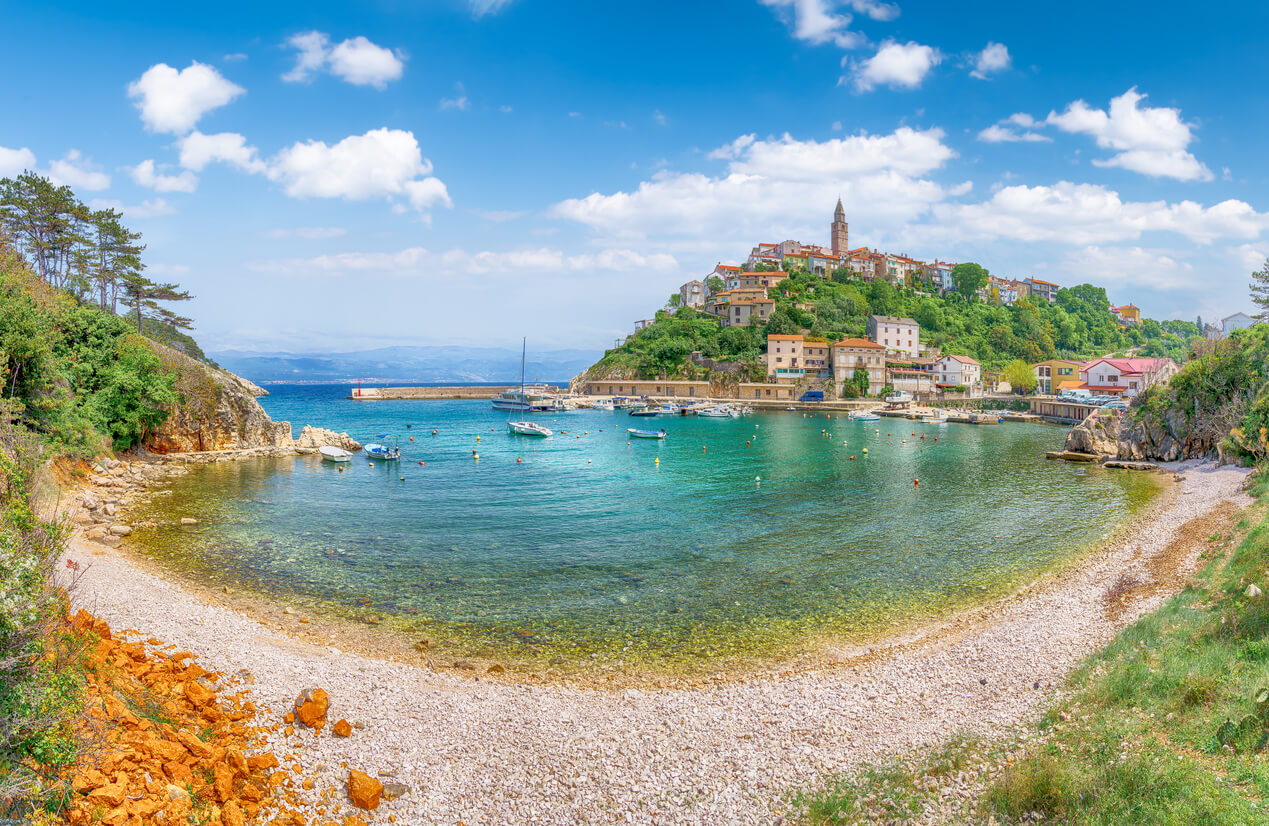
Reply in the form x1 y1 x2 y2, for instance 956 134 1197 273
985 469 1269 824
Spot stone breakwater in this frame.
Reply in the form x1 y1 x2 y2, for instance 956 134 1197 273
64 460 1252 824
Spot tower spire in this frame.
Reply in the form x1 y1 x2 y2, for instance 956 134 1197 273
831 197 848 256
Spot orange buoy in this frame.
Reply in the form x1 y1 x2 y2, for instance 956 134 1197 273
409 436 414 441
433 429 438 435
418 461 425 466
850 455 855 460
517 457 522 463
338 466 344 472
702 446 707 452
914 478 920 486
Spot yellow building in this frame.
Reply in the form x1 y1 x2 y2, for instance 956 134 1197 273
831 337 887 395
1032 359 1084 394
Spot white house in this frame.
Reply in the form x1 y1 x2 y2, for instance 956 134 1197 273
1080 357 1179 396
935 354 981 389
678 279 707 309
1222 312 1256 337
866 315 920 358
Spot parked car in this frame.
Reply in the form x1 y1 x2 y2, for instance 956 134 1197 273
1100 399 1128 410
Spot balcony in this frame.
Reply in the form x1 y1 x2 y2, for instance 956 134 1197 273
775 368 805 378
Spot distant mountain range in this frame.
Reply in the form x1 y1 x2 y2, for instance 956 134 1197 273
207 345 602 385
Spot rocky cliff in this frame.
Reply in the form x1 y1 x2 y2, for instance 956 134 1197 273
144 344 294 453
1064 408 1225 463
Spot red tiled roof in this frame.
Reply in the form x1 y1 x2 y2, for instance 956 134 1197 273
767 334 804 341
943 354 981 365
1083 357 1175 376
834 337 885 349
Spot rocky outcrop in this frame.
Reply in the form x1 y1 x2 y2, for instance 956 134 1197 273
145 344 293 454
1064 408 1223 463
293 425 361 451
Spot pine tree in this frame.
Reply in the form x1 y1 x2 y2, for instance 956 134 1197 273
1251 259 1269 322
120 273 193 335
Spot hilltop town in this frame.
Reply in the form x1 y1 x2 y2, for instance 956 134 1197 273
581 200 1253 403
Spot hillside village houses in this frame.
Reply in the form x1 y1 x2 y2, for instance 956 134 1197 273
1222 312 1255 337
607 199 1196 402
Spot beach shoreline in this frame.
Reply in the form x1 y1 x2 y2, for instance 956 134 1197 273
58 455 1253 823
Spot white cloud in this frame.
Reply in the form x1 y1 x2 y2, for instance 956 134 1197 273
88 197 176 218
1062 245 1195 290
265 227 348 239
970 42 1010 79
47 150 110 191
844 0 899 20
127 62 245 134
177 131 266 173
282 31 404 88
1046 88 1212 181
223 52 248 62
248 246 677 277
759 0 868 49
499 105 513 113
469 0 514 17
0 145 36 176
654 110 668 126
555 127 956 247
129 159 198 193
266 127 451 214
1232 243 1267 273
932 181 1269 245
977 116 1050 143
850 40 940 91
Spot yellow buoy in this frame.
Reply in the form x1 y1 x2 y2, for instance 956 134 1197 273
368 462 374 467
862 448 868 454
473 453 480 460
654 457 660 465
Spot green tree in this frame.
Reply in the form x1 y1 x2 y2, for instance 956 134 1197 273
666 293 683 311
705 275 725 294
1251 258 1269 321
951 262 989 300
854 367 871 395
119 273 193 335
1002 359 1038 394
765 306 802 336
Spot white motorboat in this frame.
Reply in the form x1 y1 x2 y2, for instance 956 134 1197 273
885 390 914 405
697 405 739 418
592 399 615 411
921 410 949 424
849 410 881 422
319 446 353 463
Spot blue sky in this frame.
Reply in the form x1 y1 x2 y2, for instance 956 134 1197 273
2 0 1265 353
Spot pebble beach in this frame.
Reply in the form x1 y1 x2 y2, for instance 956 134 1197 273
64 460 1251 824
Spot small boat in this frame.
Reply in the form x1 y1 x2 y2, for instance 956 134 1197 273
592 399 615 411
364 435 401 460
849 410 881 422
697 405 738 418
629 406 663 417
885 390 914 405
508 420 552 437
628 428 666 439
922 410 949 424
319 446 353 463
506 339 554 437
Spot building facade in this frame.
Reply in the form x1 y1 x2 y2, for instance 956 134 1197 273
1222 312 1256 336
1025 278 1059 304
867 315 920 358
831 338 887 395
1080 357 1179 396
1032 359 1084 394
831 198 849 256
678 279 706 309
935 354 982 389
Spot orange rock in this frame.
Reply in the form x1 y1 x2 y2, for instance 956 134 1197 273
184 678 216 708
165 760 193 786
347 769 382 811
294 688 329 729
284 712 296 724
222 800 246 826
333 719 352 738
239 781 264 802
213 761 234 802
87 780 127 808
174 729 213 759
227 747 249 778
285 726 295 737
343 817 370 826
247 751 279 771
72 768 108 793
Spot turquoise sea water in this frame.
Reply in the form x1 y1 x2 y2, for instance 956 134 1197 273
124 385 1159 672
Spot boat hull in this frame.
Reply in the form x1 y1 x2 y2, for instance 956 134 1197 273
508 422 552 437
627 428 666 439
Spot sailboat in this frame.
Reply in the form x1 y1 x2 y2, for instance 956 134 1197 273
508 339 553 437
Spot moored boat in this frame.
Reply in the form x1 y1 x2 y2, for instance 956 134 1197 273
508 420 552 437
364 435 401 460
849 410 881 422
628 428 667 439
507 339 554 437
319 446 353 463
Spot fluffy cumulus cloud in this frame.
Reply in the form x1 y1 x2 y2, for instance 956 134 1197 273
248 246 677 277
127 62 245 134
554 127 958 248
1046 88 1213 181
849 40 940 91
0 145 36 176
970 42 1010 79
265 128 451 213
282 31 405 88
129 159 198 193
760 0 898 51
47 150 110 191
1062 245 1195 290
170 127 448 215
932 181 1269 245
176 131 266 173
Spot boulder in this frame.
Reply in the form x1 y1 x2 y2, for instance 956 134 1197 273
294 687 329 728
333 718 353 737
348 769 383 810
108 525 132 536
180 517 199 526
293 425 362 451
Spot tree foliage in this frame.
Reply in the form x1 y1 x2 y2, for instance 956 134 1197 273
1002 359 1038 394
951 262 989 300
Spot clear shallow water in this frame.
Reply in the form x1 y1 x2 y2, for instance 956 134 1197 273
124 385 1159 672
